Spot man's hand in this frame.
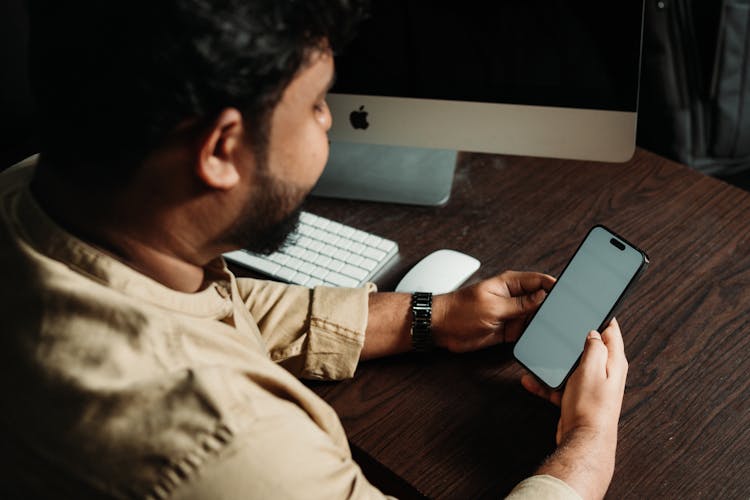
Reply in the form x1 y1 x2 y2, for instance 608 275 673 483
362 270 553 360
431 271 555 352
522 318 628 500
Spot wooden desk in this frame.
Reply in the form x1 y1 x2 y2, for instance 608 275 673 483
304 149 750 499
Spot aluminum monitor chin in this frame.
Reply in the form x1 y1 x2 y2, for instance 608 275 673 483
314 1 645 205
328 95 638 163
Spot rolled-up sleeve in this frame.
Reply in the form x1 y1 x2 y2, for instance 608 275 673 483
505 475 582 500
235 278 377 380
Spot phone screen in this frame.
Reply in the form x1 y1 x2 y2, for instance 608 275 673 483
513 226 647 389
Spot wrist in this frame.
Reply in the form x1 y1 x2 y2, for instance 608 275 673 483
410 292 434 352
428 293 452 349
561 421 619 452
541 427 616 500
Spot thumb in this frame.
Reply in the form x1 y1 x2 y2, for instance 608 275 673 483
503 289 546 318
578 330 608 376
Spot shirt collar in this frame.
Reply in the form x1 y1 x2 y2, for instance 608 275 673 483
13 168 237 319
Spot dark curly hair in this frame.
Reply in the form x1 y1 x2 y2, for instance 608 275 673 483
28 0 368 183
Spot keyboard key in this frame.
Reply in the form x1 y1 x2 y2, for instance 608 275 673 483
362 247 387 261
300 249 318 263
328 259 345 272
307 240 324 253
285 256 304 270
327 221 343 233
275 267 297 282
298 262 316 275
337 226 355 238
309 266 329 280
310 217 329 229
336 239 354 251
322 244 339 255
333 249 351 261
349 241 366 254
350 229 369 242
306 278 324 287
297 225 316 237
286 246 306 259
299 212 315 224
325 272 360 288
314 255 333 268
268 253 289 266
322 237 340 249
364 234 383 247
310 228 328 241
360 258 378 271
290 273 309 286
297 235 314 248
340 264 369 281
378 240 397 253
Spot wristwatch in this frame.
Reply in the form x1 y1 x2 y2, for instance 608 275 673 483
410 292 434 352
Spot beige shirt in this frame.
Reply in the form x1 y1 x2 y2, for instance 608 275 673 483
0 157 580 500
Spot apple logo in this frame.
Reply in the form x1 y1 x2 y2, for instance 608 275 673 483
349 105 369 130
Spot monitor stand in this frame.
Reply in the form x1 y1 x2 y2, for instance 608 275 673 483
311 142 457 206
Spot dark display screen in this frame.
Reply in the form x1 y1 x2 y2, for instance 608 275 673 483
333 1 643 112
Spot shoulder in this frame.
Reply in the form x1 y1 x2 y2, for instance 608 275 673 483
0 268 344 498
0 317 302 498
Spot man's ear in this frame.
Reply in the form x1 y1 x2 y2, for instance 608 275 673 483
196 108 248 190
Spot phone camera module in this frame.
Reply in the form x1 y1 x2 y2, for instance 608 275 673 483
610 238 626 251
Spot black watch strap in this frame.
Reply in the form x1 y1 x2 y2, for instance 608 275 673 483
410 292 434 352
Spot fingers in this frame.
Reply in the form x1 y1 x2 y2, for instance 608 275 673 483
600 317 628 380
493 271 555 318
504 288 546 318
499 271 556 297
601 318 625 360
521 373 546 398
521 373 562 407
578 330 609 379
477 271 555 320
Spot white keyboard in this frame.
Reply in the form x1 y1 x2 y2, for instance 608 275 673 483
224 212 398 288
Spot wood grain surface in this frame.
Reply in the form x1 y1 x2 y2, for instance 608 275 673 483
301 149 750 499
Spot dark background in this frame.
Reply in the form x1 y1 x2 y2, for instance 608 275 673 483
0 0 35 171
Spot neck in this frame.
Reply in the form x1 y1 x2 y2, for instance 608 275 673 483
30 162 208 293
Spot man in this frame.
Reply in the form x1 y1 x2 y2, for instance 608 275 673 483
0 1 627 498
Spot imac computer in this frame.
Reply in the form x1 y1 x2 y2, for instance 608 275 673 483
312 1 645 206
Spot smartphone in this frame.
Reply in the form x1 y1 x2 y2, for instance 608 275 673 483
513 225 649 389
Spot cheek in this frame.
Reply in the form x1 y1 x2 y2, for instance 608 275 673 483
266 114 330 186
301 124 330 180
272 126 329 188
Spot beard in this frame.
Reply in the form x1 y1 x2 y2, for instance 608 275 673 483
222 170 310 255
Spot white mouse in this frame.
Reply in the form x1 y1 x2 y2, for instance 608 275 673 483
395 249 480 294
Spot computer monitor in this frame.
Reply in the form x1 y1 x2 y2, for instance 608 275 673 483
312 1 645 206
